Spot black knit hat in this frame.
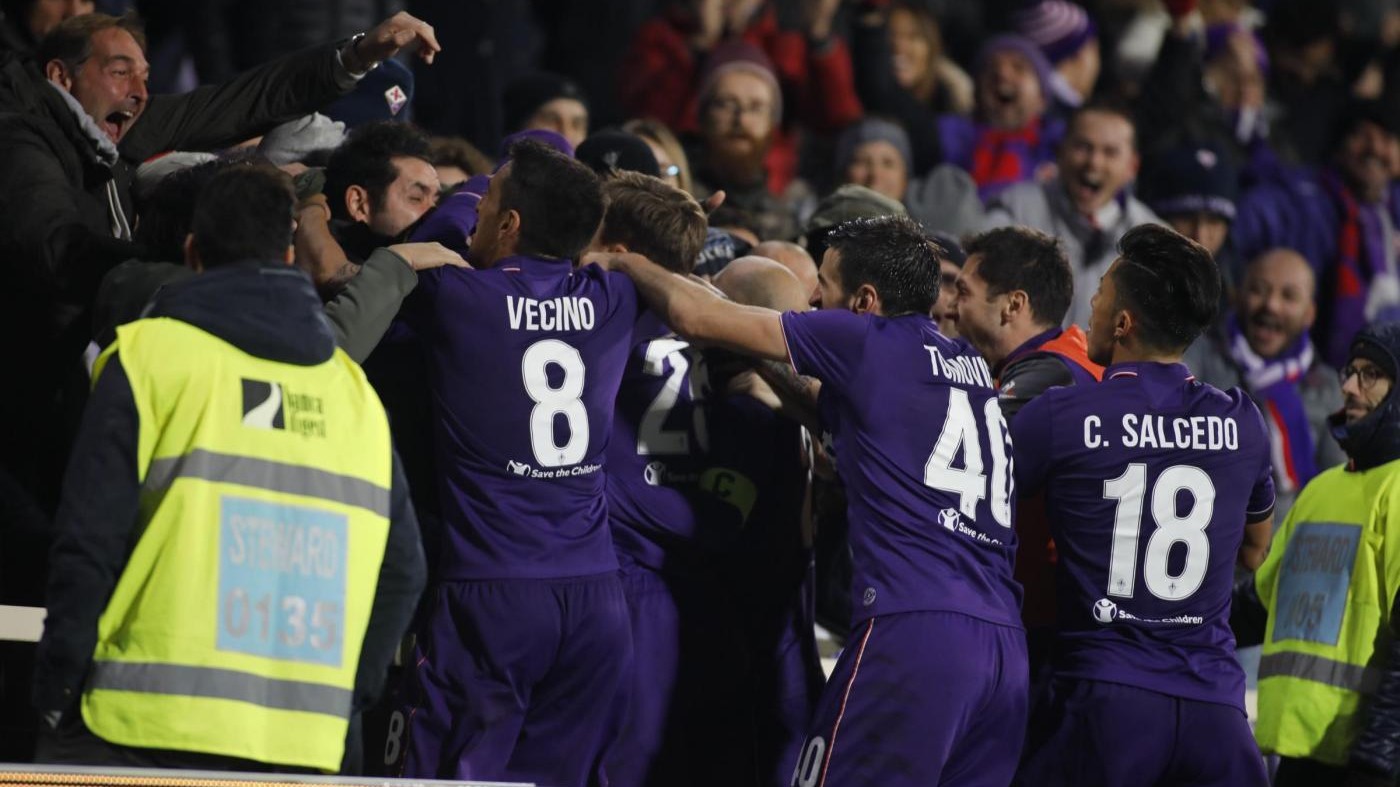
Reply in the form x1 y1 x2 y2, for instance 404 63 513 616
1143 144 1238 221
1332 98 1400 152
503 72 589 135
1351 326 1400 382
575 129 660 178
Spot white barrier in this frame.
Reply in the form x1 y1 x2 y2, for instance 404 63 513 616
0 605 44 643
0 765 532 787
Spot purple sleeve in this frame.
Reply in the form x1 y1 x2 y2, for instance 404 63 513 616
779 309 870 391
1008 394 1053 497
1240 396 1277 522
1247 454 1276 522
408 175 489 256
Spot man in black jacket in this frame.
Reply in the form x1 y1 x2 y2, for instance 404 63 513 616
33 165 426 774
0 8 438 542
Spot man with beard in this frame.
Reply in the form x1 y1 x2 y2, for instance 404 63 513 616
954 226 1100 421
323 121 439 268
691 41 801 241
952 225 1101 693
1233 322 1400 787
1185 248 1346 520
590 216 1029 787
938 35 1063 202
984 102 1161 328
1012 225 1273 786
1233 100 1400 370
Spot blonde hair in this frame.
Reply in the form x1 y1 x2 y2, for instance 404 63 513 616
623 118 693 195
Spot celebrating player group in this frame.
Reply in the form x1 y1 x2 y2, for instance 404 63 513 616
388 140 1277 787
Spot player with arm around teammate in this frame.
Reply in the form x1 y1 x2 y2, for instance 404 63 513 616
591 215 1028 787
1011 224 1273 787
391 139 639 787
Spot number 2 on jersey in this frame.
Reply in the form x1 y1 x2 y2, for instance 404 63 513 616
522 339 589 467
923 389 1013 527
637 339 709 455
1103 464 1215 600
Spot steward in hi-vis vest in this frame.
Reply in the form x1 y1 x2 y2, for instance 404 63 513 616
32 167 425 774
1235 322 1400 787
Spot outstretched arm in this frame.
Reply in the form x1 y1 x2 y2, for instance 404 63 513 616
594 252 791 362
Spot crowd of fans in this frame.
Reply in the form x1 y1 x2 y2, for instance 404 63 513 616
3 0 1400 783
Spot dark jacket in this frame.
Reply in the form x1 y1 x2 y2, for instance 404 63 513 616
34 265 426 736
93 249 420 364
0 42 353 519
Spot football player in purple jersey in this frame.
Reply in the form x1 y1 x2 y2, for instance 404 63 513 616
589 215 1027 787
1011 224 1273 786
391 140 640 787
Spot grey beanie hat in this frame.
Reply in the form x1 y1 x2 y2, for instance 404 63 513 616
835 117 914 176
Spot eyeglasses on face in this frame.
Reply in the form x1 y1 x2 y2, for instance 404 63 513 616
1341 363 1390 389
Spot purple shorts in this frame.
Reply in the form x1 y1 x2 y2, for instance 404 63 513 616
792 610 1028 787
1016 678 1267 787
391 573 631 787
606 563 752 786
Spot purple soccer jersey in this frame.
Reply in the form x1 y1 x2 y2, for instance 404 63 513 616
606 313 750 571
1012 362 1276 708
780 309 1022 628
406 255 640 579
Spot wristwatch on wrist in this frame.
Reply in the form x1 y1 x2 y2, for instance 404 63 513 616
342 32 378 75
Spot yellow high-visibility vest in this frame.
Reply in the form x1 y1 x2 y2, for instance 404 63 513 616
80 317 393 771
1255 458 1400 765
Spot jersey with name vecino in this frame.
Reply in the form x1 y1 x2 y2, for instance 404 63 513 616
406 255 640 580
781 308 1022 629
1012 362 1275 709
606 312 746 573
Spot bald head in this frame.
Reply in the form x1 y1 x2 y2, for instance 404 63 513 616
1244 248 1314 294
714 255 809 312
752 240 818 305
1238 247 1317 359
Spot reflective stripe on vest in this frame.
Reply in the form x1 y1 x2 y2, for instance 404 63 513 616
144 448 390 517
1260 650 1381 693
89 661 353 717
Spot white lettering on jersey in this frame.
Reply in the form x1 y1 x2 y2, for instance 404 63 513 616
1119 414 1238 451
924 345 994 389
507 296 597 332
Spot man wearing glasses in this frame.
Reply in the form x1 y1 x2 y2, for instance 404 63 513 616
1235 322 1400 786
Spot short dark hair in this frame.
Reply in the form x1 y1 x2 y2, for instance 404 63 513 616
1112 223 1221 352
500 138 604 260
824 215 941 317
38 12 146 75
323 121 433 221
190 166 296 268
963 226 1073 327
598 172 707 273
135 153 268 262
1067 100 1138 151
